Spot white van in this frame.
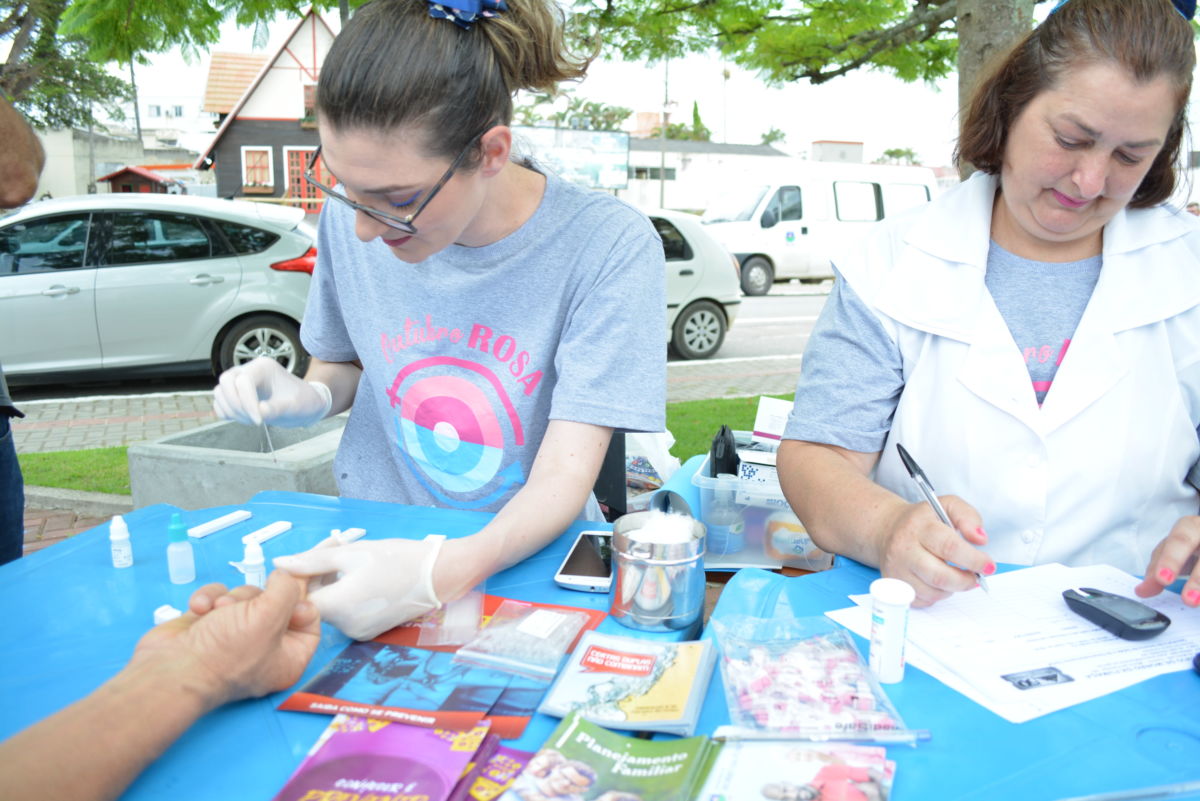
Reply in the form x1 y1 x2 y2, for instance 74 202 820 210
701 161 940 295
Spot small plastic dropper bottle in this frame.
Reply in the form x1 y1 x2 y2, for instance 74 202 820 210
166 512 196 584
242 539 266 589
705 473 745 555
109 515 132 568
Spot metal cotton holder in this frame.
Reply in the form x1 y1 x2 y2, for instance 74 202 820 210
609 511 707 634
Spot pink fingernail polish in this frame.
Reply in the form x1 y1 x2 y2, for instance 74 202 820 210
1158 568 1175 584
982 562 997 576
1186 590 1200 606
975 526 987 538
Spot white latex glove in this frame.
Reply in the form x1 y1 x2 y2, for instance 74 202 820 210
213 357 332 427
272 535 446 640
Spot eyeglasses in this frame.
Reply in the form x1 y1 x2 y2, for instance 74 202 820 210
303 130 487 235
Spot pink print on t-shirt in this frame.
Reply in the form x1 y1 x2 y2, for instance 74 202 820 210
1021 338 1072 367
1022 338 1071 402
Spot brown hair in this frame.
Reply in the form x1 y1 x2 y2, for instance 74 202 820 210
317 0 590 168
956 0 1194 208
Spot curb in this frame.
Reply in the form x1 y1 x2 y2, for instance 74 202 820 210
24 485 135 518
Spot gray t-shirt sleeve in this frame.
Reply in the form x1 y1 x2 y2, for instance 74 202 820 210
549 225 667 433
783 268 904 453
300 208 359 364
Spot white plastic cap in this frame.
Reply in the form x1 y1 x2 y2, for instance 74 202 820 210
109 515 129 540
870 577 916 607
243 539 265 566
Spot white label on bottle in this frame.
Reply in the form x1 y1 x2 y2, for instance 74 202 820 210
111 542 133 568
868 578 914 684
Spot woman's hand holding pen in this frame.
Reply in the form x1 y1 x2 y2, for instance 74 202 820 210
1134 515 1200 608
878 495 995 607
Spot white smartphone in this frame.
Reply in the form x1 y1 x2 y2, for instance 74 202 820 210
553 530 614 593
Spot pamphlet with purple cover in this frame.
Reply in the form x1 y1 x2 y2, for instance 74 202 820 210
271 715 490 801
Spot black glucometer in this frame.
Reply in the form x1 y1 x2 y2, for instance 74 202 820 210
1062 587 1171 640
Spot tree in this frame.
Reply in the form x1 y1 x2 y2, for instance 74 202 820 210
514 90 632 131
760 127 786 146
57 0 328 64
570 0 1042 166
1 0 132 128
956 0 1034 175
2 0 357 129
876 147 919 165
651 100 711 141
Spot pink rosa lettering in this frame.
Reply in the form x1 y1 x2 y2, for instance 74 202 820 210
380 315 462 363
1022 344 1056 365
467 324 543 396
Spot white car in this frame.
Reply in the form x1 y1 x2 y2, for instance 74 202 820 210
647 208 742 360
0 194 316 383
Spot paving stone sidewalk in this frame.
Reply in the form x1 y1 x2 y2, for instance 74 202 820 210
22 507 114 556
12 393 216 454
12 392 214 553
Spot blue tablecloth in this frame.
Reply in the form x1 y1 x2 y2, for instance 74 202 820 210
664 454 1200 800
0 491 643 800
4 471 1200 800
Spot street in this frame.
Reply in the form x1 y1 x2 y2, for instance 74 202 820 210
695 282 829 361
12 284 832 404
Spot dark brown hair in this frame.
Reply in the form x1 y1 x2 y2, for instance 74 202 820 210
956 0 1194 208
317 0 590 168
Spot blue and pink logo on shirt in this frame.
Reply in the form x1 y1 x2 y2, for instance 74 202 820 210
386 356 526 509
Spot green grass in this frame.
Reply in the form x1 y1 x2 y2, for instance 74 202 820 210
665 393 793 462
16 394 794 494
18 446 131 495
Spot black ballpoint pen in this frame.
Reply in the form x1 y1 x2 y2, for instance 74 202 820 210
896 443 990 592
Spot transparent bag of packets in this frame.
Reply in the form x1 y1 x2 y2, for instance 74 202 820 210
711 614 920 745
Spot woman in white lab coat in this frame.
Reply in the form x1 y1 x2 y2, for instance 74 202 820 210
778 0 1200 607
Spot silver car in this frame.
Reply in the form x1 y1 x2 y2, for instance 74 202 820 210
0 194 315 383
648 208 742 360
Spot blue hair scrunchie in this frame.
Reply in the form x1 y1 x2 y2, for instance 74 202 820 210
1050 0 1196 19
427 0 508 30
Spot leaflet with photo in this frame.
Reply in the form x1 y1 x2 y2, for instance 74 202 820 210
538 630 716 736
280 595 604 738
696 738 896 800
500 712 721 801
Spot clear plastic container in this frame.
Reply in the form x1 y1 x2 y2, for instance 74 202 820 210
691 454 834 572
711 614 917 744
451 599 591 680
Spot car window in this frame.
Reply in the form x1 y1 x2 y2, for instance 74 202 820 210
763 185 802 224
215 220 281 255
777 186 802 221
0 214 92 275
106 212 214 265
834 181 882 222
882 182 931 216
703 185 768 224
651 218 693 261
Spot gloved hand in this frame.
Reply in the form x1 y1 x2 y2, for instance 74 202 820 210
213 357 332 427
272 535 446 640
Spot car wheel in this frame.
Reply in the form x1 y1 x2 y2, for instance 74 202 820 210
740 256 773 296
216 315 309 377
671 300 726 360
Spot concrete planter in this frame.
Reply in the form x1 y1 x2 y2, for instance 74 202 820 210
128 416 345 510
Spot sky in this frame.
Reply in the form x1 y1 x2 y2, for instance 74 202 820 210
120 11 964 167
